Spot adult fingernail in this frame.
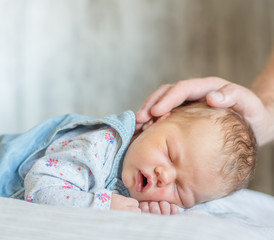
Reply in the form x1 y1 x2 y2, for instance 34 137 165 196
209 91 224 102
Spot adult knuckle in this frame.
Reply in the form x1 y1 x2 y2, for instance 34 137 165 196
162 83 172 88
207 76 220 80
224 83 239 93
206 76 224 81
174 80 185 87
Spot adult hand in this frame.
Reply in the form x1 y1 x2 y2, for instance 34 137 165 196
207 82 272 146
139 201 179 215
110 194 141 213
136 77 272 146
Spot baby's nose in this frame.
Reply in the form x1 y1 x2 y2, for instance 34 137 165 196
154 166 176 187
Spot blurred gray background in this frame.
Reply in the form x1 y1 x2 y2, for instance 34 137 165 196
0 0 273 195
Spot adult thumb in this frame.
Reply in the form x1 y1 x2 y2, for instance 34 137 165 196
206 83 259 118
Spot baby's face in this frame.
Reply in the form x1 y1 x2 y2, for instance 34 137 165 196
122 115 225 208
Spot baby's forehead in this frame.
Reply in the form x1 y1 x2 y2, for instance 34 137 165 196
168 113 224 146
171 103 229 119
170 106 231 132
169 108 223 129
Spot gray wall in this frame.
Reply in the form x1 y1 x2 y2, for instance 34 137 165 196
0 0 273 195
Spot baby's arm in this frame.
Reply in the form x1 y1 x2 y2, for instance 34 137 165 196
24 128 138 212
24 156 112 209
139 201 179 215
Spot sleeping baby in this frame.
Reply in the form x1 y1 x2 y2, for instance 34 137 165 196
0 102 257 215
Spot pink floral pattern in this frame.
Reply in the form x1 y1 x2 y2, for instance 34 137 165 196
61 140 72 147
105 133 114 144
62 180 74 189
96 193 111 203
45 158 58 167
26 195 34 203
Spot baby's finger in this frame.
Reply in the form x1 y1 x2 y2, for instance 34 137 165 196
139 202 149 213
126 197 139 207
159 201 171 215
128 206 141 213
149 202 161 215
170 204 179 215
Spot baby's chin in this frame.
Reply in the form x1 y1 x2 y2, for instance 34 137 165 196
128 191 160 203
127 189 146 202
127 189 139 200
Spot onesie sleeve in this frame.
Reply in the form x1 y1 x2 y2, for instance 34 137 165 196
24 127 120 210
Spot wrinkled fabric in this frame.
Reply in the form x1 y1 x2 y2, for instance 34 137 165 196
0 111 135 199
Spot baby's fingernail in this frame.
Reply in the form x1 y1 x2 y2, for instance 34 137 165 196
209 91 224 102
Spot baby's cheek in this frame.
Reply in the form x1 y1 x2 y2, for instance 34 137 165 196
159 188 166 195
147 188 167 200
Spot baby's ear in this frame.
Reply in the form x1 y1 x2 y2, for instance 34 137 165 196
157 112 171 121
141 119 154 131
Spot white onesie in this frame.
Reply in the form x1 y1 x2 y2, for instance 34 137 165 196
24 126 121 209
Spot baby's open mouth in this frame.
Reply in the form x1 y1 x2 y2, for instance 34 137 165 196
142 173 148 187
136 171 150 192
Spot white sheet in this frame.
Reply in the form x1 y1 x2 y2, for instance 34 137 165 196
0 189 273 240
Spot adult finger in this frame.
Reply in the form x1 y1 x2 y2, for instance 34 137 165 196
136 84 172 123
206 83 269 145
206 83 264 118
150 77 228 117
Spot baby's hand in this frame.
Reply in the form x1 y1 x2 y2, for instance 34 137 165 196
110 194 141 213
139 201 179 215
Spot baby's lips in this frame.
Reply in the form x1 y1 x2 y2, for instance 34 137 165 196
136 170 143 192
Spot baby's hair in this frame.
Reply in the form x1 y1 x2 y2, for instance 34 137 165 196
170 102 257 196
